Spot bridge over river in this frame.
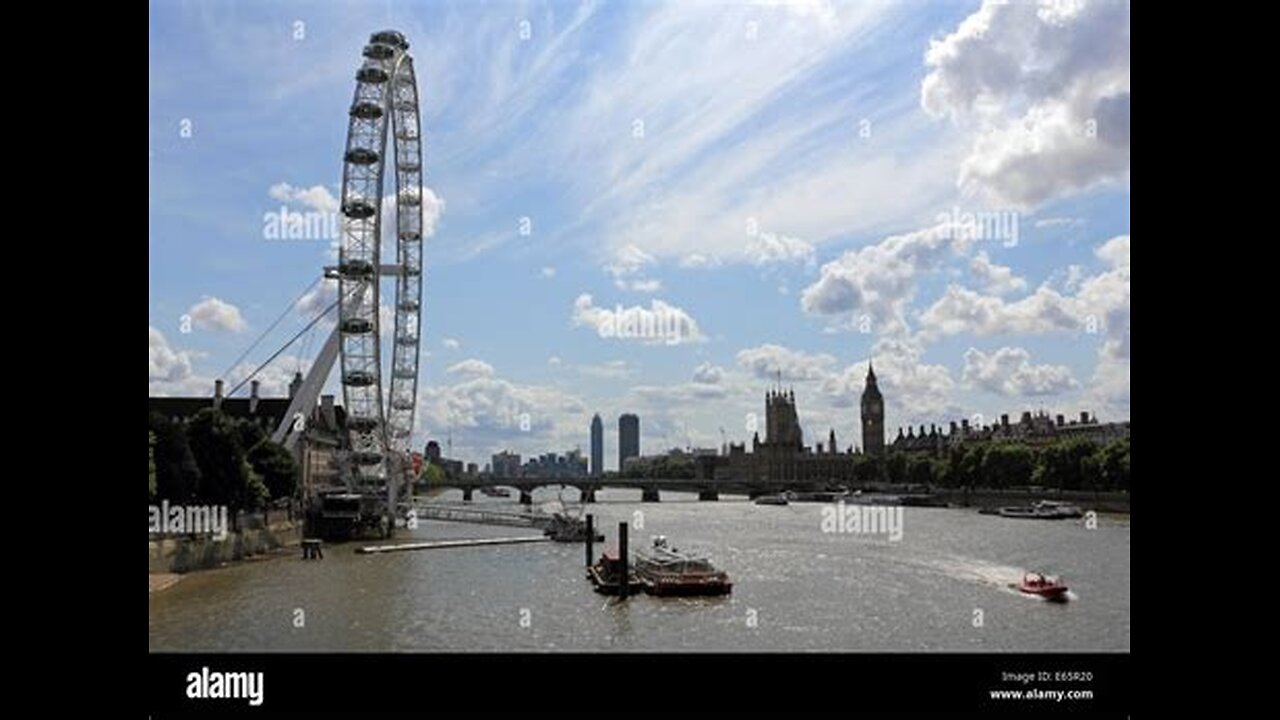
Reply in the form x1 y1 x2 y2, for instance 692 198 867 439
427 475 841 504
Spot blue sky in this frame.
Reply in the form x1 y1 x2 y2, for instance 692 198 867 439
149 0 1131 469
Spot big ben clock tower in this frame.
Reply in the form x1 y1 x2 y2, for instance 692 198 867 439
861 362 885 456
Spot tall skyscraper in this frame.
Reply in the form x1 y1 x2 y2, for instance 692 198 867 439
861 362 885 456
590 414 604 477
618 413 640 470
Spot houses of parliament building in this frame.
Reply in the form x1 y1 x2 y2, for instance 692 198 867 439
708 363 1129 483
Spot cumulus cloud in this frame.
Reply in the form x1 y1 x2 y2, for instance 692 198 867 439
800 224 963 331
442 338 461 350
735 344 837 382
745 231 816 267
818 336 957 423
149 326 193 383
269 183 339 212
630 361 732 404
416 369 589 460
446 359 495 378
969 251 1027 295
188 297 248 333
961 347 1079 396
1083 235 1129 361
921 0 1130 206
920 285 1081 337
917 233 1130 419
571 294 703 345
1086 352 1130 420
692 362 725 385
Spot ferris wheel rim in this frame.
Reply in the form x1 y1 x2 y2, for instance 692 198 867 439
336 30 424 481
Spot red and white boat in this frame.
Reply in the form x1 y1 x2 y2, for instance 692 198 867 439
1014 572 1069 601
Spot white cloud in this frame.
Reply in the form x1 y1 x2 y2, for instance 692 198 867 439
149 326 193 383
922 235 1129 348
188 297 248 333
920 285 1081 337
800 223 962 331
376 186 446 260
571 294 703 345
540 266 557 278
1095 234 1129 269
961 347 1079 396
921 0 1130 206
442 338 461 350
296 278 338 320
415 369 589 462
605 244 663 292
518 1 960 268
225 356 313 399
820 336 957 424
1086 353 1130 420
969 251 1027 296
1060 264 1086 293
630 361 734 405
745 231 815 267
692 362 725 385
547 356 562 366
269 182 339 213
446 359 495 378
736 344 837 382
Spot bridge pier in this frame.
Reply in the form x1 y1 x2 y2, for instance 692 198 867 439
462 488 473 503
519 490 534 505
581 488 597 503
641 488 660 503
698 490 719 501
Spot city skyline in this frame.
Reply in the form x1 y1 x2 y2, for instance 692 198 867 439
149 1 1131 470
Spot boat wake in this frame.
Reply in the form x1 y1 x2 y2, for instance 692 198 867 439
909 555 1034 597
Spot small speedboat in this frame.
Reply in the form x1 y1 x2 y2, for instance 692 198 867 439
1013 572 1069 601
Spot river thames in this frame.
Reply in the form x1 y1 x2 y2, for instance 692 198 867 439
149 489 1129 652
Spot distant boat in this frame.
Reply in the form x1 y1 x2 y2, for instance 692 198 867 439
542 513 603 543
1012 572 1069 601
1032 500 1084 519
633 536 732 597
996 501 1084 519
842 490 905 506
997 505 1042 519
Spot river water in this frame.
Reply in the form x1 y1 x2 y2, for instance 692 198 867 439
148 489 1130 652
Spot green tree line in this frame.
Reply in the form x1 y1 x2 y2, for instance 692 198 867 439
148 408 298 510
619 454 697 479
875 437 1130 491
